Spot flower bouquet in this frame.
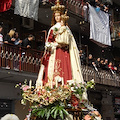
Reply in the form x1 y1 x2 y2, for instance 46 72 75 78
15 79 102 120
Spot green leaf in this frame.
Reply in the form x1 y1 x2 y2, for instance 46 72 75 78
54 108 58 119
62 109 69 115
59 109 64 120
46 109 51 120
51 107 56 114
32 109 38 113
41 109 45 118
37 111 42 117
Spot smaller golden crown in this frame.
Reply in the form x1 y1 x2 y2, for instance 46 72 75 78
51 0 65 13
61 10 69 21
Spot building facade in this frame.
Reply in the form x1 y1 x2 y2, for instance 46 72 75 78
0 0 120 119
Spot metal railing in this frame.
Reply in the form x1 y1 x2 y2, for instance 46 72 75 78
0 43 120 87
0 43 43 73
81 65 120 87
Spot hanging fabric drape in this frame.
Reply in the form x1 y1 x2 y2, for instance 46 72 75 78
89 4 111 47
14 0 39 21
0 0 12 12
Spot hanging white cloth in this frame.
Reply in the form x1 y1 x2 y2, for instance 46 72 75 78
89 4 111 46
14 0 39 21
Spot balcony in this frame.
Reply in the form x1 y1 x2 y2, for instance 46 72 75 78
0 44 120 87
0 43 42 73
81 65 120 87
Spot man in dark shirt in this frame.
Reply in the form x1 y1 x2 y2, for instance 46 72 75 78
22 34 35 48
88 54 94 66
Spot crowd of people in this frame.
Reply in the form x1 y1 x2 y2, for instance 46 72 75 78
0 25 35 48
86 0 112 13
79 49 120 75
1 24 120 75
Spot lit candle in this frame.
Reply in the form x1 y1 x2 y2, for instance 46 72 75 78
29 80 32 89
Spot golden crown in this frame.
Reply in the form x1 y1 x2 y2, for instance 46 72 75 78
51 0 65 13
61 10 69 21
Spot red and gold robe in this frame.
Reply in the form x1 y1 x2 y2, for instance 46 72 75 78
37 22 84 86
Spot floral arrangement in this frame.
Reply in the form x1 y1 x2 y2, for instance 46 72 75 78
83 111 102 120
15 79 101 120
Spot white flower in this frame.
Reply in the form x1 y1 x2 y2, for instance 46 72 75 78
55 76 62 82
67 80 75 86
21 99 26 105
71 87 75 91
45 42 51 48
91 79 94 83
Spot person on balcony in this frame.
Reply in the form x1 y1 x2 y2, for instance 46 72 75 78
100 59 104 69
3 29 16 69
14 32 22 46
22 34 35 48
4 29 16 44
108 62 117 74
88 54 94 67
79 49 86 65
103 59 109 70
95 57 101 69
0 25 3 45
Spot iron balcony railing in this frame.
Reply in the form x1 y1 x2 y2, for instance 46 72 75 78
81 65 120 87
0 43 120 87
0 43 43 73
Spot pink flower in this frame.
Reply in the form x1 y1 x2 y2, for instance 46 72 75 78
45 97 49 101
42 89 46 94
77 84 80 87
49 97 55 103
22 85 29 91
84 115 92 120
19 83 22 85
64 85 69 89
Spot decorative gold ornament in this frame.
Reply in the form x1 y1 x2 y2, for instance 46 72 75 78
51 0 65 13
61 10 69 22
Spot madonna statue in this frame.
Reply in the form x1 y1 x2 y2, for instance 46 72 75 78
36 0 84 87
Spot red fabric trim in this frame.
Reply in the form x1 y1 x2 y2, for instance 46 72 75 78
0 0 12 12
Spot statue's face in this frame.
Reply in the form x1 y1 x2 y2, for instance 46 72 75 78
55 12 61 22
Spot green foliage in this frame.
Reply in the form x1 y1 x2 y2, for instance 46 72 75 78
54 27 58 32
31 103 68 120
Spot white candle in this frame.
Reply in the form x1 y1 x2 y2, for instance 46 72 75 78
40 81 43 89
29 80 32 89
37 64 44 81
55 79 58 88
62 77 64 86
